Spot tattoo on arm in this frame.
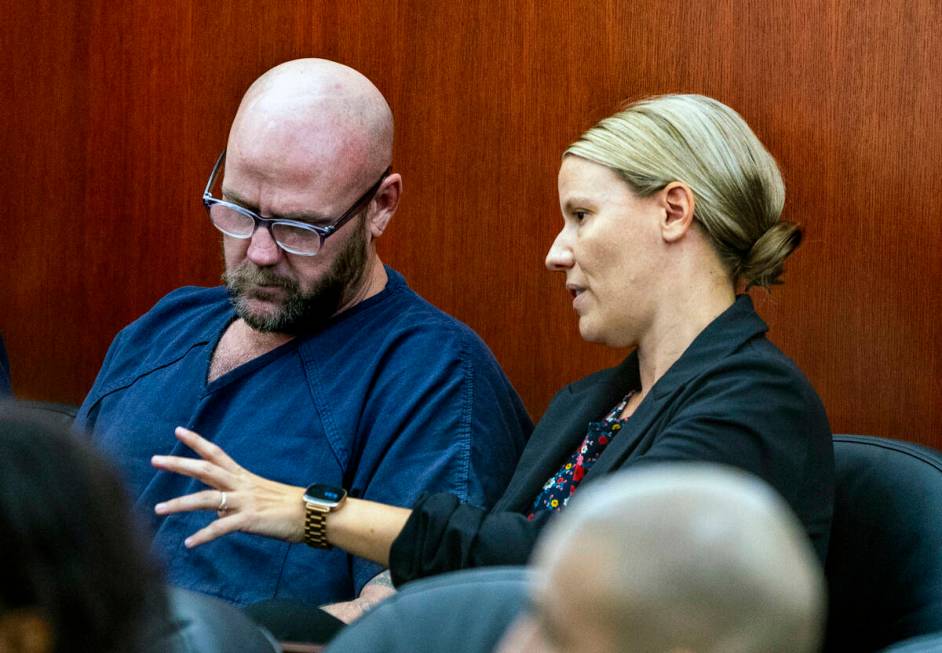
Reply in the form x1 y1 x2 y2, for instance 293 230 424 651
364 569 394 590
320 572 397 623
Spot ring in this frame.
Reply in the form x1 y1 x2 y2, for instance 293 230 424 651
217 491 228 512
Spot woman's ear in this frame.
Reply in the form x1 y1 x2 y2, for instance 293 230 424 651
368 173 402 239
660 182 696 243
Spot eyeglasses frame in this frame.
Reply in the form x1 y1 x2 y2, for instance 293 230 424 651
202 150 390 256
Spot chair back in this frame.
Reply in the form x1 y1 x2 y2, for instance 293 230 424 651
326 567 531 653
825 435 942 651
141 587 279 653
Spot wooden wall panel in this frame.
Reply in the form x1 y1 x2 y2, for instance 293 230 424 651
2 0 940 446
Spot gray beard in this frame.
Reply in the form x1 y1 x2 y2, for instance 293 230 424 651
223 222 369 335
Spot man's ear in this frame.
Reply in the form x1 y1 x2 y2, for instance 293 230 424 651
368 173 402 238
660 182 696 243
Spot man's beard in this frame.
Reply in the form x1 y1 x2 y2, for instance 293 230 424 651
223 221 370 335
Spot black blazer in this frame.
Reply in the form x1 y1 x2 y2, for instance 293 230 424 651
390 296 834 585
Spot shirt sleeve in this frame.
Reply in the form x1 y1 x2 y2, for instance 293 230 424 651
74 326 132 436
388 493 553 587
389 348 833 584
340 326 531 593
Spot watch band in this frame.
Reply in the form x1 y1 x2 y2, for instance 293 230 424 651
302 484 347 549
303 502 332 549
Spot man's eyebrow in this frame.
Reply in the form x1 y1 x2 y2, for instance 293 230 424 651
220 186 332 224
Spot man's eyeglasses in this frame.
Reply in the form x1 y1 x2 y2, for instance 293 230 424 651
202 150 390 257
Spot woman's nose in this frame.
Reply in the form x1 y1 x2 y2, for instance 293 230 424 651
545 229 574 271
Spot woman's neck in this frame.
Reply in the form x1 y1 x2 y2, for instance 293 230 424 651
635 275 736 396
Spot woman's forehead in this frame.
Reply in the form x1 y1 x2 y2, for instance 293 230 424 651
558 157 634 205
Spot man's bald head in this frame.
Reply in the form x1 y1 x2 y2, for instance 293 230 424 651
227 58 393 199
214 59 403 334
530 465 825 653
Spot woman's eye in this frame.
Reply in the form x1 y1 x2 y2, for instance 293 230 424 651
573 211 588 223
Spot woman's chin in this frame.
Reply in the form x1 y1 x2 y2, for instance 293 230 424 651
577 320 607 346
578 320 635 350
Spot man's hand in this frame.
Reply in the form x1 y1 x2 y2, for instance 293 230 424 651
152 427 307 547
320 571 397 623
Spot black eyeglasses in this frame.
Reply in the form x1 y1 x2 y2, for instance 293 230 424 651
202 150 390 257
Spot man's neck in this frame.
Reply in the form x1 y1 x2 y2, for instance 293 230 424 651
208 256 389 383
208 319 294 383
334 255 389 315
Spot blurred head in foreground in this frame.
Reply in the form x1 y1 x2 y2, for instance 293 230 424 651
0 402 160 653
499 464 824 653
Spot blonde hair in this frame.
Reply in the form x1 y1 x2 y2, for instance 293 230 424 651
566 94 800 288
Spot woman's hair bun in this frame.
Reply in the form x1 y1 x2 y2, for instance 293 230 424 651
737 220 803 288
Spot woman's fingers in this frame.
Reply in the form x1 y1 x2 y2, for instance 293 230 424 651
154 489 225 516
154 488 258 548
183 512 246 548
153 489 246 547
174 426 242 472
151 453 233 488
154 483 306 545
151 426 308 545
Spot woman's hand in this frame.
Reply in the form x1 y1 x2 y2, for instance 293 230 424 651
151 427 306 548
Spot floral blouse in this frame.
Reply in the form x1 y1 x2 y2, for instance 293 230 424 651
527 392 634 519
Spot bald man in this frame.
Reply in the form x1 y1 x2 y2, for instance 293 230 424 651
501 464 825 653
76 59 531 614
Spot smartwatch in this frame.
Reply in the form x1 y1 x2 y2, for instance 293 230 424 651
302 483 347 549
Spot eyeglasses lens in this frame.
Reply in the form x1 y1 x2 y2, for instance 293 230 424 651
272 224 321 256
209 204 254 237
208 203 321 256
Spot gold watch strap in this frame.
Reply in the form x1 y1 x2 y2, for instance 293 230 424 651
303 503 332 549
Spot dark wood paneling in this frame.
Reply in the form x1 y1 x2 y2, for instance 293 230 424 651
2 0 940 446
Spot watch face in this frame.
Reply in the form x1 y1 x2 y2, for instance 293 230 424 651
304 483 346 505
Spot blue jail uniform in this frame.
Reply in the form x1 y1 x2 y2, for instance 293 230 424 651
76 267 531 606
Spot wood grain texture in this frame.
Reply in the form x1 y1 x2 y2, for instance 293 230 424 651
2 0 940 446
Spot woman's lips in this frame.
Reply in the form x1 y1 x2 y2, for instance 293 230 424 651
567 284 586 310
